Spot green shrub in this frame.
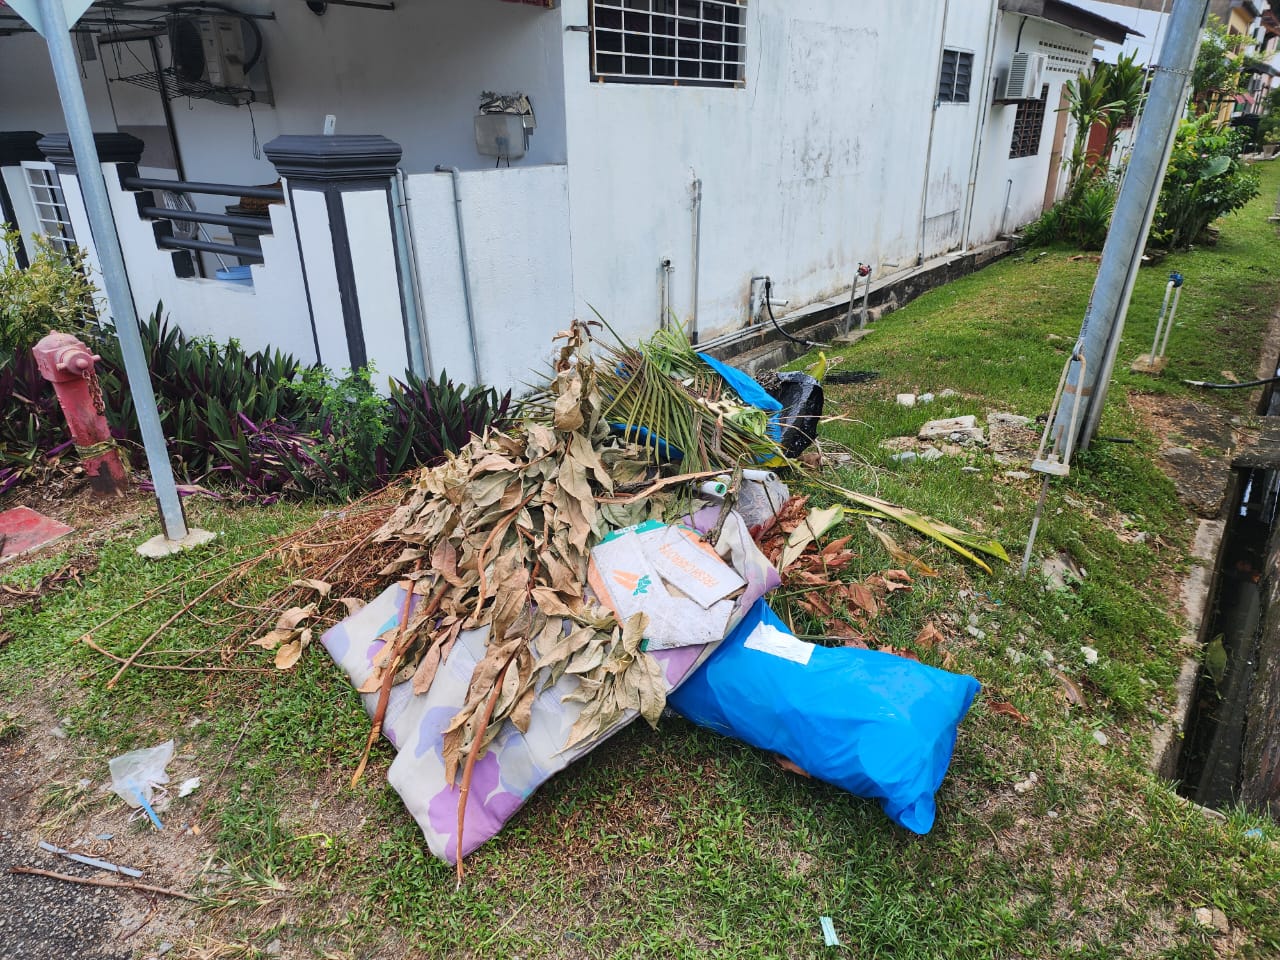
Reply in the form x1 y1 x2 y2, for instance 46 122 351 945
1063 178 1117 250
0 228 99 356
1021 177 1117 249
1152 116 1259 249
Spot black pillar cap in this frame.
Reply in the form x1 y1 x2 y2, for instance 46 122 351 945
0 132 45 166
263 134 403 185
37 132 146 171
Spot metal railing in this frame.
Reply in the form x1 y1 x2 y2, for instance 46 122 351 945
119 174 283 271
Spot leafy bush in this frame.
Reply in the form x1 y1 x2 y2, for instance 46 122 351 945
1063 178 1117 250
1152 116 1259 249
1 228 98 356
387 370 512 474
1020 177 1117 249
93 309 313 479
2 295 511 501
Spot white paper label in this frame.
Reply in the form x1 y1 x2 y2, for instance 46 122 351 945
743 624 814 666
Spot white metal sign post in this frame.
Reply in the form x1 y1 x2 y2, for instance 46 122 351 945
10 0 208 553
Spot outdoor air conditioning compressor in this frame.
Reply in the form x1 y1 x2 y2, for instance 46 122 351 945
170 14 249 89
998 51 1047 100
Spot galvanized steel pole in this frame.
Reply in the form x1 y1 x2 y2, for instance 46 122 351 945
1051 0 1209 455
37 0 189 541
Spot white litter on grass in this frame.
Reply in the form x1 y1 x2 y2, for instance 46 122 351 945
178 777 201 798
819 916 841 947
1081 645 1099 665
1092 730 1109 747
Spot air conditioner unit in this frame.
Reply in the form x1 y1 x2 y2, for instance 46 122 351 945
1000 51 1047 101
170 14 248 89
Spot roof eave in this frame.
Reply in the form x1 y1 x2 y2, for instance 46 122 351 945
999 0 1141 45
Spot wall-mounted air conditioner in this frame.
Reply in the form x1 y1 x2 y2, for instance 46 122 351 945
999 52 1047 101
171 14 248 89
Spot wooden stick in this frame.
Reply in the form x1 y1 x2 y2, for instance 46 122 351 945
9 866 202 902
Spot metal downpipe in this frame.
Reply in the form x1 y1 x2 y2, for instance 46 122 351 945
437 165 483 385
392 169 431 379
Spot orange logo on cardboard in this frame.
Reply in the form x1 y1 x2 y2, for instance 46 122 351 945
612 571 652 596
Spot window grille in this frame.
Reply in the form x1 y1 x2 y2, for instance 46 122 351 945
591 0 746 87
937 49 973 103
22 162 76 254
1009 85 1049 159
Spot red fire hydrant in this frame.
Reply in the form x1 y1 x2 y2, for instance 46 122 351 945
32 331 129 497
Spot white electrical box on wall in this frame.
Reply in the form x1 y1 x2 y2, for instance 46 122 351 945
474 113 527 160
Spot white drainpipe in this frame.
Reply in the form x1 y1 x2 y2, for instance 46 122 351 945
437 165 483 385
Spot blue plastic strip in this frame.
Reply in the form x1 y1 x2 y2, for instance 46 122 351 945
697 352 783 440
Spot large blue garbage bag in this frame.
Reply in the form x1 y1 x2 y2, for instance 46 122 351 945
668 600 980 834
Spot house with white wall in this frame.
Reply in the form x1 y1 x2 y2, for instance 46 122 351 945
0 0 1134 390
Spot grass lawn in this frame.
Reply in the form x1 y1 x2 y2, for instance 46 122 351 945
3 163 1280 959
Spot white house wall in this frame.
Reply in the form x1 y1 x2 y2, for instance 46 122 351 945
0 0 567 186
557 0 1048 346
404 164 574 389
968 16 1094 246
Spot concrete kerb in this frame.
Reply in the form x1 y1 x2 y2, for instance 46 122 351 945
702 240 1014 376
1151 517 1225 779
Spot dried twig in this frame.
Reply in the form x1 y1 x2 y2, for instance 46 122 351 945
82 638 270 675
9 866 202 902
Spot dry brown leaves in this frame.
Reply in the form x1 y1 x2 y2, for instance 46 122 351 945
364 325 672 782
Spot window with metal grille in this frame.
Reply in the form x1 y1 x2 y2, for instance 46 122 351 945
22 162 76 255
1009 85 1049 158
590 0 746 87
937 49 973 103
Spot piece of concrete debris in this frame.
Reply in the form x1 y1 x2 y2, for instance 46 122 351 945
896 393 917 407
1193 908 1230 934
920 447 945 462
1092 730 1109 747
880 436 918 452
1004 470 1031 481
1041 551 1085 590
938 388 960 398
918 415 986 444
919 392 935 404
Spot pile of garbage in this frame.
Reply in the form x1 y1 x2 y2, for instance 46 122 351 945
294 323 1000 871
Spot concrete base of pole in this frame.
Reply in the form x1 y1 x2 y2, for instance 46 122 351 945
1131 354 1169 374
136 528 218 559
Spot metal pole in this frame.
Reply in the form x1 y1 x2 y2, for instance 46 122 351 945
1055 0 1208 454
38 0 189 541
690 175 702 345
436 166 482 385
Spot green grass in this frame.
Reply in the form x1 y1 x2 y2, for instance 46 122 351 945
2 165 1280 958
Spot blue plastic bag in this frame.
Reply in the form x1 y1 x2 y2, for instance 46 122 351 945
669 600 980 833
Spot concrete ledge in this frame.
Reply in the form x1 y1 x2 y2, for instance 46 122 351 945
701 239 1014 376
1152 518 1225 779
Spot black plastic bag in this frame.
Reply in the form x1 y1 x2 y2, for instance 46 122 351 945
763 372 823 457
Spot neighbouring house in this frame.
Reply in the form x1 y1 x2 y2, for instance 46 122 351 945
1 0 1136 391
